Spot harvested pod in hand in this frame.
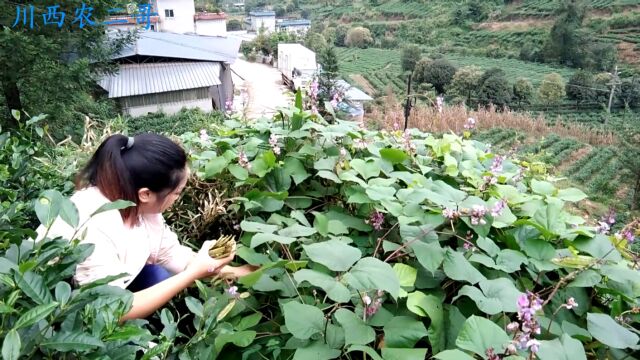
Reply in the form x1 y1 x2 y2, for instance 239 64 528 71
208 234 236 259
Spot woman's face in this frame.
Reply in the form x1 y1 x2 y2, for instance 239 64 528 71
138 167 189 215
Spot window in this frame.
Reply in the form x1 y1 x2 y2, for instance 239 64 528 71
164 9 174 18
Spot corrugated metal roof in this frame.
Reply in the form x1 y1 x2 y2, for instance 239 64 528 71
111 31 241 63
337 80 373 102
276 19 311 27
249 10 275 16
98 62 221 98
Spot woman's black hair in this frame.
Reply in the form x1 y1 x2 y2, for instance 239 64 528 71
76 133 187 222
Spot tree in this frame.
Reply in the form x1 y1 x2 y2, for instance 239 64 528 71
227 19 243 31
401 45 422 73
345 27 373 48
0 0 133 132
318 46 340 101
305 33 328 53
543 0 587 66
513 78 534 107
615 125 640 209
538 73 566 106
447 66 482 105
593 72 613 105
334 24 349 46
566 71 596 106
620 77 640 108
413 58 457 94
477 68 513 109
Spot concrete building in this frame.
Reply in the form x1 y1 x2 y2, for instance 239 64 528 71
194 12 227 36
98 32 241 117
155 0 196 34
275 19 311 35
245 10 276 33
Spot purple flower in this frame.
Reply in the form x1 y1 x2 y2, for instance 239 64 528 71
507 322 519 332
515 291 543 351
225 99 234 112
403 130 416 152
238 150 251 170
464 117 476 130
470 205 487 225
443 208 460 220
564 297 578 310
490 155 504 173
368 211 384 231
526 339 541 353
463 241 475 252
595 221 610 235
362 294 372 306
269 134 281 155
227 285 238 297
485 348 500 360
624 229 635 243
199 129 209 142
491 199 507 217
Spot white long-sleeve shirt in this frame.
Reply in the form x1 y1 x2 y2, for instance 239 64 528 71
36 187 195 289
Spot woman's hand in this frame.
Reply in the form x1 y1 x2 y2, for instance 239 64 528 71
219 264 260 279
185 240 236 280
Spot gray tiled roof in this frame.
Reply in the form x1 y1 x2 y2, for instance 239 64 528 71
98 62 221 98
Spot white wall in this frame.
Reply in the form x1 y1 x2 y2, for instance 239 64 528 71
125 98 212 117
251 16 275 32
156 0 195 34
195 19 227 36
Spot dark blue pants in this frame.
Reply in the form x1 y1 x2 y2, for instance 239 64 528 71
127 264 173 292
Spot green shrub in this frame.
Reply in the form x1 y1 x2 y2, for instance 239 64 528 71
126 108 224 136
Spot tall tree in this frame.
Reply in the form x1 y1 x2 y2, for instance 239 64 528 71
318 46 340 101
538 73 566 106
566 70 596 106
513 78 534 107
400 45 421 73
477 68 513 109
543 0 587 67
0 0 133 132
414 58 456 94
447 65 482 105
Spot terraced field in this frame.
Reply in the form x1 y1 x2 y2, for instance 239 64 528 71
503 0 640 18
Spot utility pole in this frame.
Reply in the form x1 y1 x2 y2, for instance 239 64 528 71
607 65 620 119
403 73 416 130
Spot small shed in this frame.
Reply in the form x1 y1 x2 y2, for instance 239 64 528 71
276 19 311 35
336 80 374 122
98 31 240 117
246 10 276 33
194 11 227 37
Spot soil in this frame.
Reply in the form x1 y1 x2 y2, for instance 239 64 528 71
231 57 291 119
556 146 592 173
350 74 377 95
475 19 552 31
618 42 640 65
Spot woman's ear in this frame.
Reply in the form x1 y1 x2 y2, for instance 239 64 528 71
137 188 153 204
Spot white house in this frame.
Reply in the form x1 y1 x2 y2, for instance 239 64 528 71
246 10 275 33
276 19 311 35
195 12 227 37
98 32 241 117
155 0 196 34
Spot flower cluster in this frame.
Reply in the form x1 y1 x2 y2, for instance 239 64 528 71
491 199 507 217
403 130 416 153
470 205 487 225
510 291 543 354
238 150 251 170
615 229 636 243
436 95 444 114
353 138 369 149
330 92 343 108
443 208 460 220
225 98 234 113
490 155 504 173
480 175 498 191
362 290 384 318
464 117 476 130
269 133 281 155
199 129 209 142
227 285 239 298
367 211 385 231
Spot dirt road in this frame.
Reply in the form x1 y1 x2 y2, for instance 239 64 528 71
231 58 292 119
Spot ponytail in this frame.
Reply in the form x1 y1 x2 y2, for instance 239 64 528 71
76 133 187 223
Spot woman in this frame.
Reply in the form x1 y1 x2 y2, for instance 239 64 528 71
37 133 254 321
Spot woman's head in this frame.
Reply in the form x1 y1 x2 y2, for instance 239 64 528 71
76 133 188 222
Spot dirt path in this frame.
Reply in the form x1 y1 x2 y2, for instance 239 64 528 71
231 58 291 119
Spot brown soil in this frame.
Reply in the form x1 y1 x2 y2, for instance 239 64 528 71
618 42 640 65
475 19 552 31
557 146 592 173
350 74 376 95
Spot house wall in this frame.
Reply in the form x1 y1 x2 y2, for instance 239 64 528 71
156 0 195 34
251 16 275 32
195 19 227 36
119 87 212 117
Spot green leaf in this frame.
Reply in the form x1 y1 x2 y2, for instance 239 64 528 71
283 301 325 340
433 350 475 360
346 345 383 360
214 330 257 352
456 315 510 359
237 313 262 331
278 224 317 238
443 249 486 285
2 329 20 360
557 188 587 202
91 200 136 217
380 148 409 164
293 341 341 360
454 279 523 315
568 270 601 288
572 234 621 261
561 321 592 341
59 197 79 228
587 313 639 349
411 241 444 274
10 110 20 121
380 348 427 360
13 302 58 330
345 257 400 299
41 332 104 352
34 190 62 228
383 316 428 348
365 186 396 201
185 297 203 318
303 240 362 272
393 263 417 287
228 164 249 180
250 233 297 248
294 269 351 303
251 151 277 177
406 291 445 353
14 271 52 305
317 170 342 183
537 334 587 360
240 220 279 233
531 179 556 196
54 282 71 306
284 157 310 185
205 156 230 177
495 250 528 273
476 237 500 257
350 159 380 180
313 212 329 237
334 309 376 346
533 201 565 235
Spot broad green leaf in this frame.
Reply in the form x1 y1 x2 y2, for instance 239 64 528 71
443 249 486 285
477 237 500 257
204 156 230 177
568 270 601 288
587 313 639 349
572 234 621 261
317 170 342 183
283 301 325 340
325 323 345 349
533 201 565 235
350 159 380 180
561 321 592 341
380 148 409 164
294 270 351 303
383 316 428 348
495 250 528 273
334 309 376 346
278 224 317 238
250 233 297 248
91 200 136 217
600 264 640 298
520 238 555 261
454 279 523 315
228 164 249 180
380 348 427 360
346 346 383 360
313 212 328 236
365 186 396 201
433 350 475 360
411 241 444 274
10 110 20 121
236 246 270 265
456 316 510 359
531 179 556 196
13 302 58 330
240 220 279 234
537 334 587 360
2 329 20 360
293 341 341 360
284 157 310 185
35 190 62 228
14 271 52 305
251 151 277 177
406 291 445 353
185 297 203 318
314 157 338 171
557 188 587 202
393 263 417 287
302 240 362 272
345 257 400 299
41 332 104 352
214 330 256 352
59 197 79 229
